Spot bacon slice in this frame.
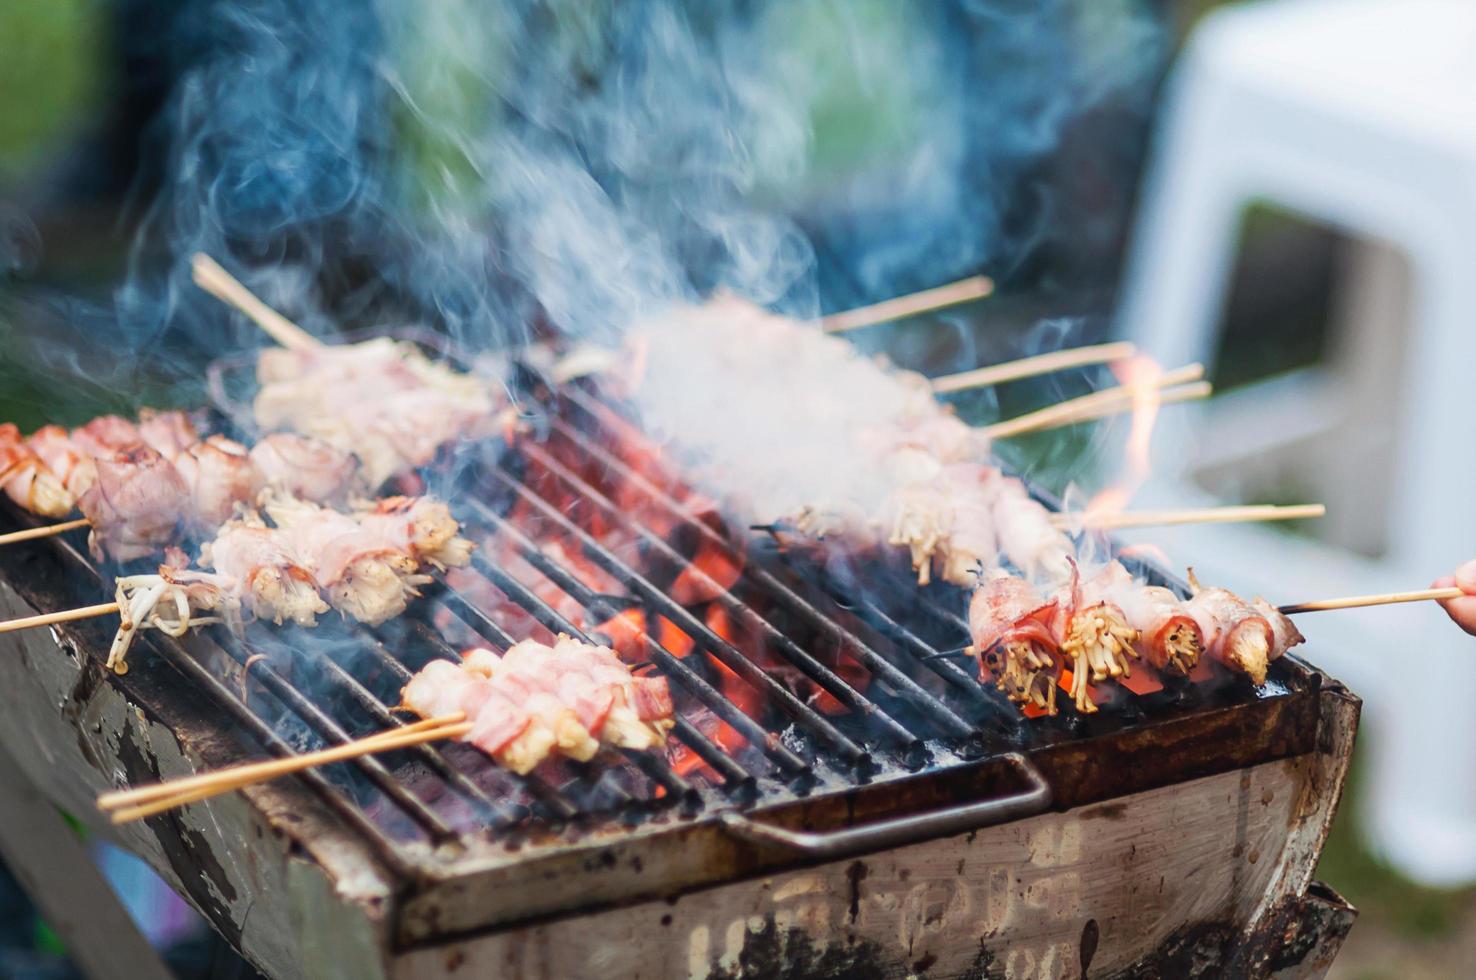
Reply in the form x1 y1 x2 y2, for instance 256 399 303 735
0 423 72 518
968 574 1063 715
354 495 474 570
249 433 361 503
136 409 199 462
991 479 1073 582
28 425 93 499
70 416 142 458
78 445 189 562
1253 597 1305 662
264 492 423 625
173 435 263 532
1185 582 1277 684
201 518 327 626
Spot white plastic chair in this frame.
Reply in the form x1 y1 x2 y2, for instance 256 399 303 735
1115 0 1476 884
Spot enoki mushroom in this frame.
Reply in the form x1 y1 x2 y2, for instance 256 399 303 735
1061 604 1139 713
979 640 1058 716
1159 621 1204 677
109 575 239 674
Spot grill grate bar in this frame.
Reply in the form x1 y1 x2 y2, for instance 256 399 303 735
217 642 459 840
421 582 518 649
544 406 982 737
453 555 763 792
473 467 870 769
518 440 936 751
459 499 816 778
781 546 985 697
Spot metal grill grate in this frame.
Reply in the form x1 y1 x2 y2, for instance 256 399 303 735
0 372 1306 876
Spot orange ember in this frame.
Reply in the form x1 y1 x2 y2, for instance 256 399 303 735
670 540 744 605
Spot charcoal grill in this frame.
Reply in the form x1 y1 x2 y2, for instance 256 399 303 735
0 377 1358 979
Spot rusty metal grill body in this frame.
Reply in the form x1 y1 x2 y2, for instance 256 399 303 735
0 361 1359 978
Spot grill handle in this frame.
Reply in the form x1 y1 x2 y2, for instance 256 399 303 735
718 752 1050 860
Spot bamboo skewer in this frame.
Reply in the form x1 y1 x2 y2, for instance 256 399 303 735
191 253 323 351
983 364 1209 440
0 518 90 547
1278 587 1464 616
1053 503 1326 531
821 275 995 334
102 715 472 824
931 341 1138 394
0 602 120 636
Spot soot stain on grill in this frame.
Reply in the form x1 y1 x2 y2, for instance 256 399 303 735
1083 802 1129 821
706 918 896 980
1101 920 1238 979
63 658 109 770
115 724 241 945
967 942 1005 979
846 860 868 923
1080 917 1100 973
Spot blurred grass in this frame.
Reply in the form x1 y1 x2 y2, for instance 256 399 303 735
0 1 103 179
1319 748 1476 980
1319 750 1475 941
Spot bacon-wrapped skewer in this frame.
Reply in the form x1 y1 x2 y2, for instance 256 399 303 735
19 406 361 563
1185 570 1304 684
0 424 73 518
967 573 1064 715
25 411 197 506
399 636 673 775
253 338 499 487
105 492 472 671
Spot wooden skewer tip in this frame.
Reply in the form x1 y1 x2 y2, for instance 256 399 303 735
0 601 120 636
0 518 90 547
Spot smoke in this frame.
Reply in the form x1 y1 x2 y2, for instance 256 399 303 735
114 0 1164 363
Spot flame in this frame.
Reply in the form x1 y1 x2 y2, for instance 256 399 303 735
1116 542 1172 567
1083 355 1164 523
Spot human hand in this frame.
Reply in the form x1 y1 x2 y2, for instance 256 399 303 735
1434 559 1476 636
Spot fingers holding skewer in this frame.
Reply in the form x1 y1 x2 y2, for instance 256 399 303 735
1434 561 1476 636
